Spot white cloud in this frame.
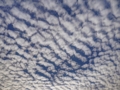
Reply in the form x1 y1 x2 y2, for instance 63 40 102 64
46 15 59 25
13 20 28 31
8 30 17 38
37 20 49 29
40 0 58 10
110 0 120 17
21 1 37 13
63 0 77 7
4 0 14 6
11 7 31 20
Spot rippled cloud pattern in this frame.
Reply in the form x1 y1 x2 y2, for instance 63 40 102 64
0 0 120 90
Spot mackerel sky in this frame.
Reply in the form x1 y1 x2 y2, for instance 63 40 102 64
0 0 120 90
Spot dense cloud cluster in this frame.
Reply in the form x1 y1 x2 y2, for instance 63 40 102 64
0 0 120 90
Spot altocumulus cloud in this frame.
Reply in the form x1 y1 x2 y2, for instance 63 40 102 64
0 0 120 90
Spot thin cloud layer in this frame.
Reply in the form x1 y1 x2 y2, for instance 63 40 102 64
0 0 120 90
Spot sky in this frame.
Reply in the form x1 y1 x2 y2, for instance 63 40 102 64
0 0 120 90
